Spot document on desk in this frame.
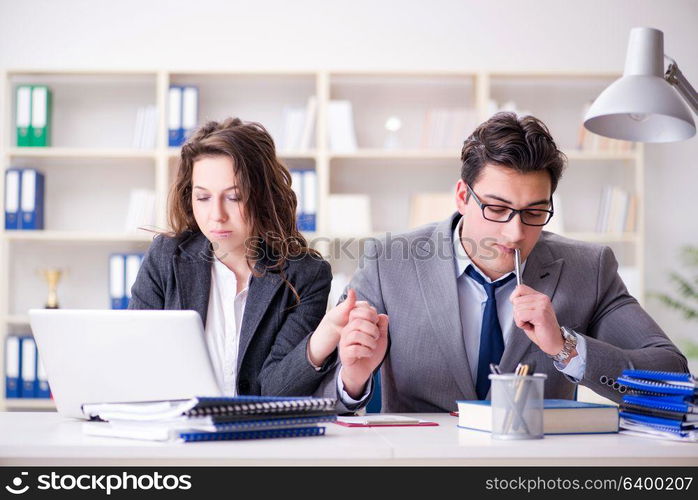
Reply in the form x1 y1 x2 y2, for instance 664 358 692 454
335 415 439 427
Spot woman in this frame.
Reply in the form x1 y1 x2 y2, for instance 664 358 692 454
129 117 352 396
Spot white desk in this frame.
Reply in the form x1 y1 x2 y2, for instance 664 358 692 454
1 412 697 466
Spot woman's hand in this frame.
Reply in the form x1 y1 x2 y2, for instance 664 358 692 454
307 289 360 367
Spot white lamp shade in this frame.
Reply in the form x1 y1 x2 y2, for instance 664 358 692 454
583 27 696 143
584 75 696 142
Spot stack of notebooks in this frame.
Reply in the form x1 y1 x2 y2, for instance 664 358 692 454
82 396 337 443
616 370 697 442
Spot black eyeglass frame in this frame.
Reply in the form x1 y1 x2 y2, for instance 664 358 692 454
466 184 555 227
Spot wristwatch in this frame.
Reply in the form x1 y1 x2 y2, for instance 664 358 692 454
549 326 577 363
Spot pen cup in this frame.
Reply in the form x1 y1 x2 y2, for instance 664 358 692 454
489 373 547 440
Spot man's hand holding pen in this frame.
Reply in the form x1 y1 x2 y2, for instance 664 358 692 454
510 248 577 365
510 284 577 364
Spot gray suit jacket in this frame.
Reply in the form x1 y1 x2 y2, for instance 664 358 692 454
320 212 687 413
128 231 336 397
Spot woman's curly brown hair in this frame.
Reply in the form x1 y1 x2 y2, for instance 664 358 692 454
168 117 319 275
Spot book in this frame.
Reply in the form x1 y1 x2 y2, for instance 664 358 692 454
124 189 156 232
456 399 619 435
421 108 477 149
335 415 438 427
299 95 317 151
327 100 357 152
280 105 306 152
132 105 157 149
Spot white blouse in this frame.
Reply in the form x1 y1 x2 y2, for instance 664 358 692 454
204 257 250 396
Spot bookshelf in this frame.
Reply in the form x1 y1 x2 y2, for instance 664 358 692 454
0 69 645 411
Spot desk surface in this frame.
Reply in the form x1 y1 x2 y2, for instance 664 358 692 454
1 412 697 466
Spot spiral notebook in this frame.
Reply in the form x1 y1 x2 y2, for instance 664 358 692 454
82 396 337 422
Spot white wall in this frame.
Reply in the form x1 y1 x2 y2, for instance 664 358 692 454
1 0 697 346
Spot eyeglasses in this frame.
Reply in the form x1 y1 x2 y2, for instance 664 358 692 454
466 185 554 227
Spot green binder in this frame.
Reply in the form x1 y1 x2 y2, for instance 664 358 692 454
30 86 51 147
15 85 32 147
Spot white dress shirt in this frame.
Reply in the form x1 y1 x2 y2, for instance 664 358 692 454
204 257 251 396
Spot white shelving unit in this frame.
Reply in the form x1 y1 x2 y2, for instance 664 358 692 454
0 69 644 411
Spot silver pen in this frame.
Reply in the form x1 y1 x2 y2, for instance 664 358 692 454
514 248 522 286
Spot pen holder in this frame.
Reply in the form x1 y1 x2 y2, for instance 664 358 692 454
489 373 547 440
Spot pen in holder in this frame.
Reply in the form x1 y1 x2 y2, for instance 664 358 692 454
489 373 547 440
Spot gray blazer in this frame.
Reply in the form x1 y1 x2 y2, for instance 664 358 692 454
128 231 336 397
320 212 687 412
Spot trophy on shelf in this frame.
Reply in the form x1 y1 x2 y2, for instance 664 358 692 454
39 268 64 309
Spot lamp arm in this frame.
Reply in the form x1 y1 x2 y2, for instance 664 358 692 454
664 57 698 114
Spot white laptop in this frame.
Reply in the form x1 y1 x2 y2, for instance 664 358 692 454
28 309 222 419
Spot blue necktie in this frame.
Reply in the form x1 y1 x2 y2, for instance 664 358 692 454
465 265 516 399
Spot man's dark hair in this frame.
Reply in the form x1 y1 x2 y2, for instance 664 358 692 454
460 112 566 194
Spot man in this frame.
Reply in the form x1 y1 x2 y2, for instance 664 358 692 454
318 112 688 413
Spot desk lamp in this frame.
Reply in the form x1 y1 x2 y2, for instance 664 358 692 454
584 27 696 143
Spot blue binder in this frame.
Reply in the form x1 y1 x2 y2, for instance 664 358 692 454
4 335 21 398
19 168 45 230
168 85 184 147
109 254 128 309
296 169 316 232
181 86 199 143
36 352 51 399
20 337 37 398
4 168 21 230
